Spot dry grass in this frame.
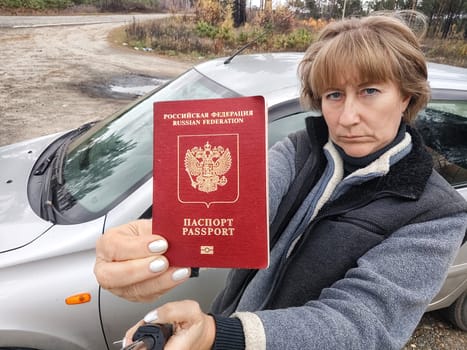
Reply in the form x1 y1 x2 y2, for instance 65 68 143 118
423 38 467 68
119 13 466 68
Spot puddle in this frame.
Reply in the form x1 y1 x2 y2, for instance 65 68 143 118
79 74 168 100
109 83 158 96
108 75 168 98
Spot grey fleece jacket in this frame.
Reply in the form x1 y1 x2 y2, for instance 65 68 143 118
229 132 467 350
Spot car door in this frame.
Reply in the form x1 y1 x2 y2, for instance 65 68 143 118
415 97 467 311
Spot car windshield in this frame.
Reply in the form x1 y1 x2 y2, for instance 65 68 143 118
56 69 238 221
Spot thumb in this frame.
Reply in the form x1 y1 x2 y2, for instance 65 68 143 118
144 300 215 350
145 300 203 324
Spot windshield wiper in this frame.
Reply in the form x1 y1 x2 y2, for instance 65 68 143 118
38 121 97 223
54 121 97 184
54 138 71 186
40 154 58 223
33 121 96 176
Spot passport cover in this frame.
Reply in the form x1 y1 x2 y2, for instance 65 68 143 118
153 96 269 269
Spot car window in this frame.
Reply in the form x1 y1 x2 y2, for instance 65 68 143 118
57 70 238 221
270 102 467 188
268 111 313 148
416 100 467 187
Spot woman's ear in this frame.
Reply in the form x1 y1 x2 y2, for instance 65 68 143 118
401 95 411 115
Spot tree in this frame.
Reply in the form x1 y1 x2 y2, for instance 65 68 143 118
339 0 364 17
440 0 466 39
367 0 398 11
304 0 322 18
232 0 247 26
419 0 466 38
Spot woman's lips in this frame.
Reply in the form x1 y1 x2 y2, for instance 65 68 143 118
339 135 368 141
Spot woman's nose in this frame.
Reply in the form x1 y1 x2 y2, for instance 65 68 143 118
339 97 360 126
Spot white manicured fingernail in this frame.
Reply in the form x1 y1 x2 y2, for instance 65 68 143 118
122 338 127 348
148 240 168 253
172 268 190 281
149 258 167 273
144 310 159 323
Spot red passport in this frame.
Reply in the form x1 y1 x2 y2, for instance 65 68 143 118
153 96 269 269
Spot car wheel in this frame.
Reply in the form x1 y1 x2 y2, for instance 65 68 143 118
442 291 467 331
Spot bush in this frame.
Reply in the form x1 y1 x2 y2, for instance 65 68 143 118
98 0 160 12
303 17 330 32
273 28 313 51
423 38 467 67
133 16 214 56
44 0 73 8
251 6 295 33
0 0 71 9
0 0 160 11
196 20 219 39
194 0 226 26
121 12 466 67
125 16 148 42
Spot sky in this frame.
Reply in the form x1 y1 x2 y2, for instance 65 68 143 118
247 0 287 9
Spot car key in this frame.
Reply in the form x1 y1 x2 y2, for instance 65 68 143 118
118 323 173 350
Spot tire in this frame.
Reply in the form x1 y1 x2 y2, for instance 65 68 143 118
442 291 467 331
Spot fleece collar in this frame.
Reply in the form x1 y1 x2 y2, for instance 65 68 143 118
305 116 433 201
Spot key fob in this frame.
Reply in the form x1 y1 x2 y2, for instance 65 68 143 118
132 324 173 350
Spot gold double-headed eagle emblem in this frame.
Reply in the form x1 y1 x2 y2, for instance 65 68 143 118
184 141 232 193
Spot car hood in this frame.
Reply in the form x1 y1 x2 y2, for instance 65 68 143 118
0 134 61 252
195 53 302 106
427 62 467 91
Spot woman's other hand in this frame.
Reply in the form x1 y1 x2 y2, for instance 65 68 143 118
94 219 191 302
124 300 215 350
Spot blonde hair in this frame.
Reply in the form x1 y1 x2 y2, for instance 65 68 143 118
299 12 430 124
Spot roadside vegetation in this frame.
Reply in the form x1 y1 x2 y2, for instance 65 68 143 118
0 0 160 12
0 0 465 67
121 0 466 67
121 4 323 59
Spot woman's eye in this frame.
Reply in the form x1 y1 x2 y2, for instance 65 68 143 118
325 92 342 100
362 88 379 96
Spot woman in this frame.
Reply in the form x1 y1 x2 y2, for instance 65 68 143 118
94 12 467 350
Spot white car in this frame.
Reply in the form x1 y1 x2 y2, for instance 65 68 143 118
1 53 466 350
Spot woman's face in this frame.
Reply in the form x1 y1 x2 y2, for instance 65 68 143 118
321 79 411 158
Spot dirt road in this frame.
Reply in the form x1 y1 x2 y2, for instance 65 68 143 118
0 15 192 146
0 14 466 349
